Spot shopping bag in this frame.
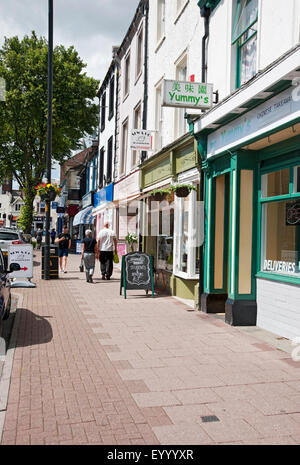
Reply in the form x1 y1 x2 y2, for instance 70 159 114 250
113 252 119 264
79 258 84 272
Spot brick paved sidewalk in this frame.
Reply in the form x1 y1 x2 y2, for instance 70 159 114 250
1 251 300 445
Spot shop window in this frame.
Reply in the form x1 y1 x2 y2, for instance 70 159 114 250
157 204 174 272
120 119 128 175
174 183 201 278
155 84 163 151
232 0 258 87
99 147 104 188
261 200 300 277
261 168 290 198
107 136 113 184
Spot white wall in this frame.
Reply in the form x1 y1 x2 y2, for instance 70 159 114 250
257 278 300 340
147 0 203 155
117 14 146 181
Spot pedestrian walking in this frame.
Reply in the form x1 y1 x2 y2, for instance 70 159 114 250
50 228 56 245
97 221 117 280
55 225 71 273
81 229 97 283
36 228 43 250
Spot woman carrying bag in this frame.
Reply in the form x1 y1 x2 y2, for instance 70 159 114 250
81 229 98 283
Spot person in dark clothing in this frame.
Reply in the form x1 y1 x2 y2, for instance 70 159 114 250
55 225 71 273
81 229 97 283
36 228 43 250
50 228 56 244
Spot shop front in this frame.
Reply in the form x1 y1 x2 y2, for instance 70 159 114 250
113 170 140 265
92 183 114 241
193 45 300 337
140 134 202 304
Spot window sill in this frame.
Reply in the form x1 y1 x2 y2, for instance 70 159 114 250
256 271 300 286
174 0 189 24
135 70 142 86
155 36 166 54
173 270 199 280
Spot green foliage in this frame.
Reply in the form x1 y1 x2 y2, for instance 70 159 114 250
17 202 34 233
0 32 99 231
169 184 197 193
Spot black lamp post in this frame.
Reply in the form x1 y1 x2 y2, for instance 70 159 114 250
44 0 53 280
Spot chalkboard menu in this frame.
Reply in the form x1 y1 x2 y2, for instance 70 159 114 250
120 252 154 299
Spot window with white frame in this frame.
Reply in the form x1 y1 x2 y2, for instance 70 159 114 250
99 147 104 188
132 103 142 167
124 52 131 98
174 55 187 139
157 0 165 43
108 76 115 120
232 0 258 87
136 27 143 78
120 119 128 175
174 182 201 278
100 92 106 132
155 84 163 152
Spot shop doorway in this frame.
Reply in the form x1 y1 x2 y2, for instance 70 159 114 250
212 172 230 308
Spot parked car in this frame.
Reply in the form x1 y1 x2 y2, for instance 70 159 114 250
0 227 24 268
0 248 20 322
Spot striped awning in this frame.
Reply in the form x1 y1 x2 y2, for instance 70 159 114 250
73 206 93 226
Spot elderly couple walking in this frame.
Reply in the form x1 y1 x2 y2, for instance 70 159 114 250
81 222 117 283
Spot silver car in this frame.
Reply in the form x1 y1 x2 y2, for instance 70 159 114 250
0 228 24 267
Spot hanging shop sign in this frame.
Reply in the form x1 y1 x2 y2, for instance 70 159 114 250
82 191 93 209
130 129 153 151
120 252 154 299
93 183 114 209
286 201 300 225
162 79 213 110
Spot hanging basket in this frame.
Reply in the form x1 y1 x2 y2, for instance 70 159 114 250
40 190 56 202
153 192 166 202
174 186 190 198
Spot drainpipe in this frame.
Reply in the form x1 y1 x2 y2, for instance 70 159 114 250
139 0 149 252
199 5 211 310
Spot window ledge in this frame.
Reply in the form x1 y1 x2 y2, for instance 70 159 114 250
256 271 300 286
155 35 166 54
173 271 199 280
174 0 189 24
135 70 142 86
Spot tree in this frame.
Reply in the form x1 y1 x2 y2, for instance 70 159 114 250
0 32 99 232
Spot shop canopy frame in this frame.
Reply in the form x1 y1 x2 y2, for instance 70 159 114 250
73 206 93 226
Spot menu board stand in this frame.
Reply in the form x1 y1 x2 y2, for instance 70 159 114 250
120 252 154 299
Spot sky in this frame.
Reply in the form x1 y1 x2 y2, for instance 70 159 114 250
0 0 139 181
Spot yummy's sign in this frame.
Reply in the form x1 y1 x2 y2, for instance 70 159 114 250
163 79 213 110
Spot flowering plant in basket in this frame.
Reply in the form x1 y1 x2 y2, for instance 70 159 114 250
35 183 62 201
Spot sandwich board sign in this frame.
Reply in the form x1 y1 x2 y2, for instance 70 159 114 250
162 79 213 110
7 244 36 287
120 252 154 299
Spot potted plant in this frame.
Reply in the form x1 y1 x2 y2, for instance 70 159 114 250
171 183 197 198
125 232 138 252
150 187 174 203
35 183 62 202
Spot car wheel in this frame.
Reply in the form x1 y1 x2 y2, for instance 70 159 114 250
3 295 11 320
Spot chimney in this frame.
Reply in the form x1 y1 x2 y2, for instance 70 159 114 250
112 46 119 59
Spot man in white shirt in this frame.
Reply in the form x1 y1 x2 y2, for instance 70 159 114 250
97 221 117 280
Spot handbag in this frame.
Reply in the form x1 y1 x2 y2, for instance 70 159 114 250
113 252 119 264
79 258 84 272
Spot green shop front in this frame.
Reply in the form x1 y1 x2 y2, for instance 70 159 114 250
140 134 202 305
193 46 300 339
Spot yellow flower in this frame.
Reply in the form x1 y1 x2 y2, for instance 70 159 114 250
47 184 51 188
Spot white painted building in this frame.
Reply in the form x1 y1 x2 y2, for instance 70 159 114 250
192 0 300 339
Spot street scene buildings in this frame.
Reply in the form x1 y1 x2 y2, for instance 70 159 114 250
0 0 300 447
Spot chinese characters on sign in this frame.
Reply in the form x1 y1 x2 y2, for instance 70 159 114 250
162 79 213 110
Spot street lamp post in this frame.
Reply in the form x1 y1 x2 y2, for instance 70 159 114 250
44 0 53 280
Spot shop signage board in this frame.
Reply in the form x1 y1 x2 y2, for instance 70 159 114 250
162 79 213 110
51 202 58 209
7 244 33 279
120 252 154 299
206 87 300 158
82 192 93 209
130 129 153 151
